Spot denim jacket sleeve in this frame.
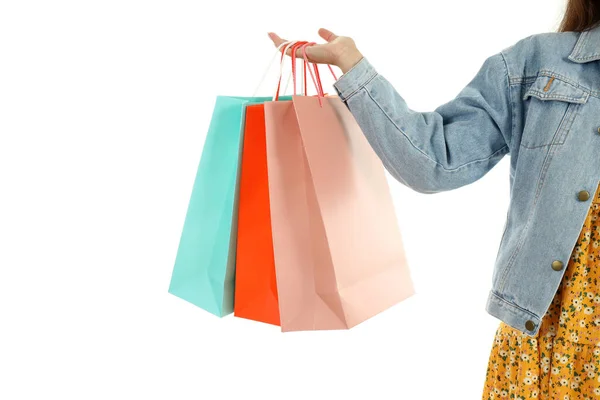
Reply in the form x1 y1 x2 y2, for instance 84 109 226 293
333 53 512 194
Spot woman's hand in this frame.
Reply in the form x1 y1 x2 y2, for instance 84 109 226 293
267 28 363 74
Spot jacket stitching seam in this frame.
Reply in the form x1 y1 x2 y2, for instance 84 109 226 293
491 291 538 319
360 87 420 192
512 76 599 98
341 72 378 102
499 142 557 291
555 103 579 144
510 76 537 85
572 54 600 60
570 30 586 58
520 97 581 149
538 69 592 92
509 77 600 98
364 80 509 173
500 52 514 151
523 90 588 103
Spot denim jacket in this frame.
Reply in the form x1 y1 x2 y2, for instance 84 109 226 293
333 25 600 337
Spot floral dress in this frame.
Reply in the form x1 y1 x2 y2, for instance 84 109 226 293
482 183 600 399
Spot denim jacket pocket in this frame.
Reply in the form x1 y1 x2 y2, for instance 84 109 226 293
520 71 590 149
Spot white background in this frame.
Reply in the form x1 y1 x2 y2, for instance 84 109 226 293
0 1 566 399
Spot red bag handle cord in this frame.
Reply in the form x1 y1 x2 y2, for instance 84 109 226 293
298 43 334 96
290 41 309 96
301 43 326 105
303 54 308 95
274 41 295 101
274 41 308 101
274 41 340 102
301 42 338 84
301 43 338 105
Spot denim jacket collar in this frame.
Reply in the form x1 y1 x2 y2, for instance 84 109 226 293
568 24 600 63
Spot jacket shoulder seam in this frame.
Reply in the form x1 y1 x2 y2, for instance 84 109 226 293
499 51 514 151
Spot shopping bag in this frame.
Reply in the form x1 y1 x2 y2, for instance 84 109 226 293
168 40 300 318
233 41 307 325
233 103 280 325
265 50 415 331
168 95 277 317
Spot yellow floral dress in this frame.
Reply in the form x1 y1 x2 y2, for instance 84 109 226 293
482 183 600 399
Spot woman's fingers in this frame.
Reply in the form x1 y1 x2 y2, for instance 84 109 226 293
268 30 360 70
269 32 312 58
266 31 336 64
267 32 284 47
318 28 338 42
267 32 306 58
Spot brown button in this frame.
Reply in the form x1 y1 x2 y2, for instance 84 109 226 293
525 320 535 331
552 260 564 271
597 127 600 134
578 190 590 201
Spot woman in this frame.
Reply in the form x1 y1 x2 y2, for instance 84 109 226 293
270 1 600 398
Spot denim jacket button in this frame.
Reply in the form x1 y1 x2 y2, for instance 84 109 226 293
552 260 564 271
525 320 535 331
597 127 600 134
578 190 590 201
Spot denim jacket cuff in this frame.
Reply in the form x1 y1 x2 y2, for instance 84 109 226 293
333 57 378 101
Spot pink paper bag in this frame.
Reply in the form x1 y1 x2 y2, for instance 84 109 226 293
264 94 415 332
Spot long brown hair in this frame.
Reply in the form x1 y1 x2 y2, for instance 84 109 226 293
558 0 600 32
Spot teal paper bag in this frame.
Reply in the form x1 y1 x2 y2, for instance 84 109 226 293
168 95 290 317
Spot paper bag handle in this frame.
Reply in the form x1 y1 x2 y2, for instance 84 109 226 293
254 39 340 101
252 40 298 98
277 41 339 102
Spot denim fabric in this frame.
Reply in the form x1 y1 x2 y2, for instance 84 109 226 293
333 25 600 337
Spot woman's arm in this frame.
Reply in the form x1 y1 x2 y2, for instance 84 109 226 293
269 29 513 194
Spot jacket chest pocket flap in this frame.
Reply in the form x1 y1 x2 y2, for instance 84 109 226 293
521 73 590 149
